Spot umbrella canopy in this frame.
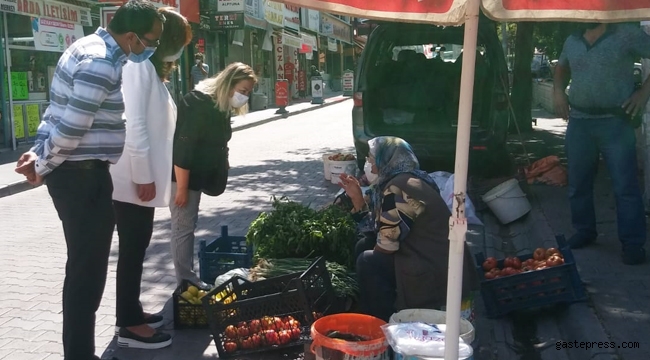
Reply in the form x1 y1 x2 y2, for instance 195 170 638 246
483 0 650 22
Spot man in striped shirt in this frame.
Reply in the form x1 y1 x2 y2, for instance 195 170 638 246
14 1 164 359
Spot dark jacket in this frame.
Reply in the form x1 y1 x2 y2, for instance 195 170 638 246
384 173 480 311
172 90 231 194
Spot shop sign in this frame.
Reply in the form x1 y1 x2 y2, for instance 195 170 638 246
327 37 337 52
282 32 302 48
275 79 288 106
244 0 262 18
342 70 354 94
264 0 283 27
210 12 244 30
283 4 299 31
273 34 284 80
283 62 294 84
298 70 306 92
217 0 244 13
320 13 351 43
0 0 92 26
32 17 84 53
300 8 319 32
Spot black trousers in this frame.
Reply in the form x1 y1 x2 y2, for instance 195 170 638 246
113 200 155 327
46 166 115 360
356 249 397 322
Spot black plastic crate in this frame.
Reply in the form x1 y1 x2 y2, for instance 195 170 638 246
172 280 209 329
201 257 335 358
475 235 587 318
199 225 253 285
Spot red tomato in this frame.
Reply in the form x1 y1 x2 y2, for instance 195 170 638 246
546 255 565 267
224 341 238 353
502 267 516 276
278 330 292 345
262 317 275 331
546 247 561 258
264 330 279 346
273 317 285 331
251 334 262 348
512 257 522 269
503 257 515 268
224 325 238 340
482 257 498 271
237 324 250 338
533 248 547 261
249 319 261 333
484 271 496 280
291 327 302 340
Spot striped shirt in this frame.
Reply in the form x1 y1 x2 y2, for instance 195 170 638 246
31 27 128 176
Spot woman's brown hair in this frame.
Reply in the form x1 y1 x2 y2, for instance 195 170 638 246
149 7 192 80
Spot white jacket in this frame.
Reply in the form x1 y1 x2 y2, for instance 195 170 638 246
110 60 176 207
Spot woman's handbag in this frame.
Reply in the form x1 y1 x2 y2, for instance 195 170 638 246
200 146 229 197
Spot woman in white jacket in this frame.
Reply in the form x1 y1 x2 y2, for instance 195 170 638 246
110 7 192 349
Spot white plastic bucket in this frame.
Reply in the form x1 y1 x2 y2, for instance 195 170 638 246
322 154 334 180
481 178 531 224
329 160 357 184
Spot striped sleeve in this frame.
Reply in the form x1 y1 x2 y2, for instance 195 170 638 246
376 184 427 252
35 58 118 176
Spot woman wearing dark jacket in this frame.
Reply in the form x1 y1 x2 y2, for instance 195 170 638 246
170 62 256 289
339 136 479 322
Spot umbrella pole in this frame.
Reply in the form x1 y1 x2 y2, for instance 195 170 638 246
444 0 480 358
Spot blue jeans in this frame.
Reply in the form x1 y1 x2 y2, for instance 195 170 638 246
565 117 646 250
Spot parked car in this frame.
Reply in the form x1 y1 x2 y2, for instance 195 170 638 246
352 16 511 175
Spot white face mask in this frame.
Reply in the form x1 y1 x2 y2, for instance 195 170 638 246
364 161 378 184
195 59 201 65
163 48 184 62
230 91 249 108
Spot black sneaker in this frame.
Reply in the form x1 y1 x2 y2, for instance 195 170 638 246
117 327 172 350
115 314 164 335
568 234 596 249
622 247 646 265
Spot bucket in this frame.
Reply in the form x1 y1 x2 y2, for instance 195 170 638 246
311 313 390 360
389 309 475 347
329 160 358 185
323 154 334 180
481 178 531 224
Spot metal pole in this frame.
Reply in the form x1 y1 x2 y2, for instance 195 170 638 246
641 21 650 211
444 0 480 358
4 12 16 151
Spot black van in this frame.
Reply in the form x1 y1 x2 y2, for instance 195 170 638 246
352 17 511 175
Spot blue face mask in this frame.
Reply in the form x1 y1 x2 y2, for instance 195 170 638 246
128 34 157 63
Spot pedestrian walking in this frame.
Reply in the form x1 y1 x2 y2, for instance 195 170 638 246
170 62 256 288
109 7 191 349
14 1 164 359
554 22 650 265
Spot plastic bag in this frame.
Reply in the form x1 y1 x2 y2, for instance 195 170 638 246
430 172 483 226
212 268 250 289
380 322 473 358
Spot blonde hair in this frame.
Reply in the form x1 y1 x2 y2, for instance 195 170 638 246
194 62 257 116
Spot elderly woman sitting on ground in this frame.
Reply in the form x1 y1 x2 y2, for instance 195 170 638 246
339 136 479 322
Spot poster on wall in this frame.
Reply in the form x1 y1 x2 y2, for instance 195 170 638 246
26 104 41 137
32 17 84 53
4 72 29 100
13 104 25 140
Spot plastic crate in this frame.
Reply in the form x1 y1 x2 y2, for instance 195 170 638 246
475 235 587 318
172 280 209 329
201 257 336 358
199 225 253 285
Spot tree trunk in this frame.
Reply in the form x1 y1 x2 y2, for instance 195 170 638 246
510 22 535 133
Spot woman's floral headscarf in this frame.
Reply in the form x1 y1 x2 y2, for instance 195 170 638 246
368 136 439 223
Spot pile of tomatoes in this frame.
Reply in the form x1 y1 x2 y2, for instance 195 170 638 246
481 247 565 280
328 153 356 161
222 315 310 353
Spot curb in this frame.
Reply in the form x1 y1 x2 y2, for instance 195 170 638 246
232 96 350 132
0 97 352 199
0 180 39 199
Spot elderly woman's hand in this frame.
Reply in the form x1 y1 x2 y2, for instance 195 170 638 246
339 173 366 212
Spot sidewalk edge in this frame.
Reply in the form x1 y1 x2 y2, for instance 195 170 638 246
0 180 39 199
232 97 350 132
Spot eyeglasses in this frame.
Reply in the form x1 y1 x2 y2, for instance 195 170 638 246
136 34 160 48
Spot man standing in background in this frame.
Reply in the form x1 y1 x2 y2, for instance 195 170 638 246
14 1 165 359
554 22 650 265
191 52 209 88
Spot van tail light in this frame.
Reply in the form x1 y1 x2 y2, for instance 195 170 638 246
353 92 363 107
496 93 508 111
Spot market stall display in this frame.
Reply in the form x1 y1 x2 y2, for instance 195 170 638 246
474 235 586 318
